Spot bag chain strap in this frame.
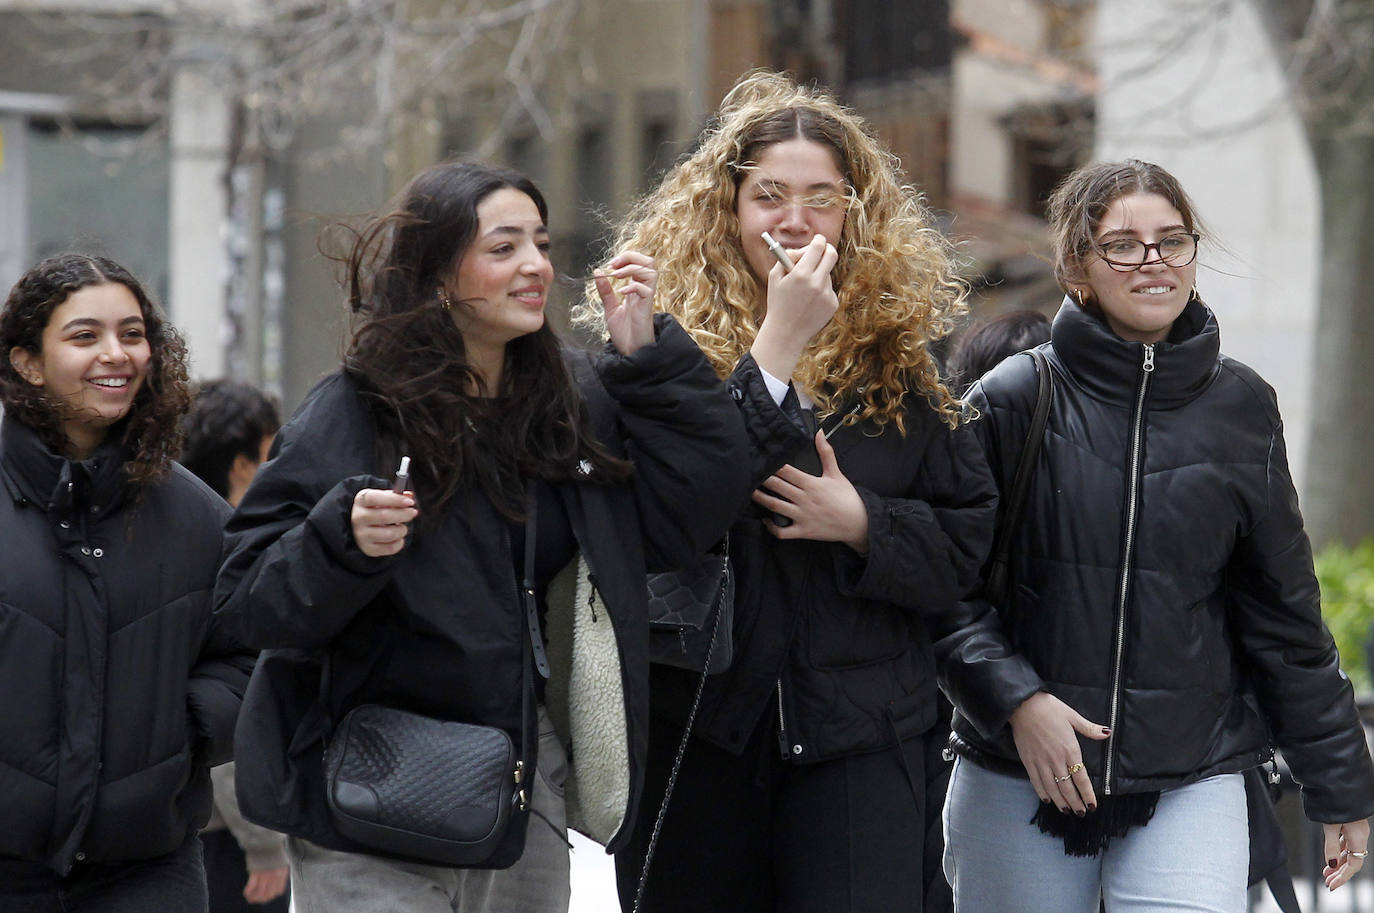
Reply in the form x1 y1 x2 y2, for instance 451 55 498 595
631 561 728 913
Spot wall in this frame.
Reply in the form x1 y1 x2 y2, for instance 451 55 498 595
1095 0 1318 486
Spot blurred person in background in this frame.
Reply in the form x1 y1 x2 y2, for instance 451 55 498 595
945 310 1051 396
0 253 253 911
182 379 289 913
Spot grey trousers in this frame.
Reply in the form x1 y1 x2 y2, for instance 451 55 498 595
287 708 571 913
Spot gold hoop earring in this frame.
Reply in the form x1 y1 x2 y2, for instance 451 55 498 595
437 288 452 311
1188 287 1200 304
1073 288 1086 308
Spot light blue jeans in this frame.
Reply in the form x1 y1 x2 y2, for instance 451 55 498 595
943 758 1248 913
288 707 571 913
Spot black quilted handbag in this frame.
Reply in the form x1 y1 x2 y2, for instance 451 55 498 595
646 537 733 674
324 705 525 867
321 484 546 868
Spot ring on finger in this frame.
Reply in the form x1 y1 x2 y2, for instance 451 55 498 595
1351 850 1369 859
1052 773 1071 784
1066 762 1085 776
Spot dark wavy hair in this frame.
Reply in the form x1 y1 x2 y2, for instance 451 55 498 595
337 160 631 520
181 379 281 498
1 253 191 486
946 310 1051 395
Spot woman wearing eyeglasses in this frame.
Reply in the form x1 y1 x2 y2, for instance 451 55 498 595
937 159 1374 912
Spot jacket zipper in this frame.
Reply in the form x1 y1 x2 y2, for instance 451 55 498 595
1103 343 1154 795
776 679 796 759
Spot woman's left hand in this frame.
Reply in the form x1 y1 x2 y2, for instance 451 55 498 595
753 432 869 553
596 249 656 356
1323 819 1370 891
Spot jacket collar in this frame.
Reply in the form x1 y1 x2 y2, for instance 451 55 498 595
0 414 129 515
1051 296 1220 409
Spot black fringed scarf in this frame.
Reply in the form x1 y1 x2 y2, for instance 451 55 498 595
1031 791 1161 856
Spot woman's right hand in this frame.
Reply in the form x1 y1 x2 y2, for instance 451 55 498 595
750 234 839 381
1009 691 1111 815
350 488 419 557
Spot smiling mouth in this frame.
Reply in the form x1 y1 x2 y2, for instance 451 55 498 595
1133 286 1174 295
88 377 131 388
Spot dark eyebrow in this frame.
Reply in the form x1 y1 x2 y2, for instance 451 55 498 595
1098 223 1187 240
481 224 549 240
60 315 146 332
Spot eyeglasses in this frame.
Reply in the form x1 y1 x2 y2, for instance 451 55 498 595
1094 232 1200 271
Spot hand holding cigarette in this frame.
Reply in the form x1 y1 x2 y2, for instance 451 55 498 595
749 233 840 382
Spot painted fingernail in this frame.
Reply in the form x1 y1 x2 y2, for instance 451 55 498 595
1101 727 1111 735
1087 803 1097 812
1330 858 1338 868
1075 809 1085 818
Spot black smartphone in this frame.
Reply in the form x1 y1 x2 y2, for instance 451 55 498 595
770 437 822 527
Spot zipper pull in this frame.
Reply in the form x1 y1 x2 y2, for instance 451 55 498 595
1142 344 1155 373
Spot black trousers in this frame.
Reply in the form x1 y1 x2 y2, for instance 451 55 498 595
0 837 206 913
616 709 943 913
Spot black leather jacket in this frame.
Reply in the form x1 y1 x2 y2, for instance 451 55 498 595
938 298 1374 824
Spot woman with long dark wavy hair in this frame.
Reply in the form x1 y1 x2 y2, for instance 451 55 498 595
0 253 254 910
215 161 750 913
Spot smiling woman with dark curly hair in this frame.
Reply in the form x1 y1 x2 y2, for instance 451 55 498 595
594 71 997 913
0 253 254 910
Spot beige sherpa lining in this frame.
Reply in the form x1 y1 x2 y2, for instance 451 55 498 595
543 555 630 847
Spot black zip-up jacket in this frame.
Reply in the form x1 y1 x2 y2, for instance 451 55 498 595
0 416 252 875
214 316 751 853
650 354 998 762
938 298 1374 823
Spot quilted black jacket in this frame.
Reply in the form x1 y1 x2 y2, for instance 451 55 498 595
650 354 998 763
938 298 1374 823
0 416 251 875
214 316 751 853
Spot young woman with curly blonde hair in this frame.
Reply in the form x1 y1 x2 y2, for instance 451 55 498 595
597 71 997 913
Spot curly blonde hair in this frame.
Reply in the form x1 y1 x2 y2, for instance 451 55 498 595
580 70 966 430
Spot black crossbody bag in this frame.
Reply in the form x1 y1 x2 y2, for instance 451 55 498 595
322 486 545 868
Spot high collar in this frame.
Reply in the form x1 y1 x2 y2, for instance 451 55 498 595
0 414 130 516
1051 296 1221 409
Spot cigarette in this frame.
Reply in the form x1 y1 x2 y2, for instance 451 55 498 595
761 232 794 271
391 455 411 493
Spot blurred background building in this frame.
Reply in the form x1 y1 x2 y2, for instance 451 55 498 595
0 0 1369 551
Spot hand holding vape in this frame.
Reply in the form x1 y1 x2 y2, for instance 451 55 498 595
391 455 411 493
761 231 794 271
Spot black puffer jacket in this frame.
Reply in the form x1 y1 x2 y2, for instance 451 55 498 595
938 298 1374 823
651 354 998 762
0 416 252 875
214 316 750 853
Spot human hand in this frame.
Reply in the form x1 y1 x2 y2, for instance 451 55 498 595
596 249 656 356
1323 818 1370 891
243 866 289 904
750 234 839 380
753 432 868 552
350 488 418 558
1009 691 1111 816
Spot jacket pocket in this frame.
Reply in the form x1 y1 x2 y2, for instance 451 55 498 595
806 598 914 670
